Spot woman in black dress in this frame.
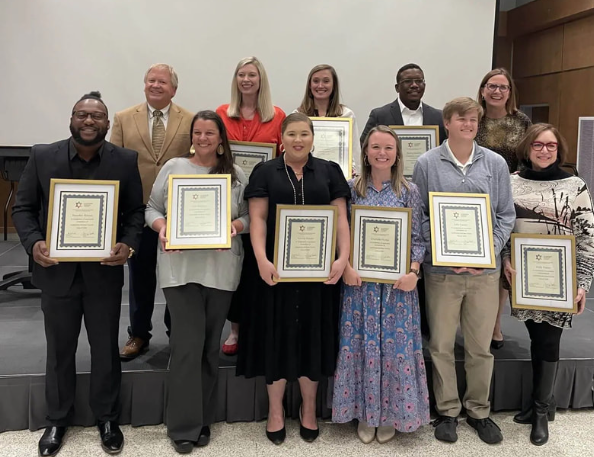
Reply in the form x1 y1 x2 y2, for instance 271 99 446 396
237 113 350 444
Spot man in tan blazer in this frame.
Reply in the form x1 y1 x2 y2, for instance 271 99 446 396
110 63 194 359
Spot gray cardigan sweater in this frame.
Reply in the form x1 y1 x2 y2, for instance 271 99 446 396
411 142 515 275
145 158 249 291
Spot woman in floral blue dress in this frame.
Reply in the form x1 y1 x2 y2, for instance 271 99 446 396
332 126 430 444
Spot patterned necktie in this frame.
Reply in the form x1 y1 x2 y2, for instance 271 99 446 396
152 110 165 158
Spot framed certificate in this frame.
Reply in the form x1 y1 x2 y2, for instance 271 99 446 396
46 179 119 261
389 125 440 178
511 234 577 313
273 204 338 282
350 205 412 283
166 174 231 249
229 141 275 178
310 117 353 179
429 192 496 268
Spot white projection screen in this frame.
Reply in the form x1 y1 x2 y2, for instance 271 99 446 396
0 0 497 145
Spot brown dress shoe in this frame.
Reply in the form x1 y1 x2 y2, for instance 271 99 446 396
119 337 148 360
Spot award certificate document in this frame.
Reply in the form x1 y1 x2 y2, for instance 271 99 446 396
511 234 577 313
284 217 327 270
274 205 338 281
177 186 219 238
166 174 232 249
429 192 496 268
46 179 119 261
389 126 439 178
350 205 411 283
310 117 353 178
230 141 275 178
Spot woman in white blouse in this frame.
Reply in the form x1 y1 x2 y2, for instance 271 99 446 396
294 64 361 173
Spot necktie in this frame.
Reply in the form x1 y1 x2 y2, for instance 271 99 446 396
152 110 165 158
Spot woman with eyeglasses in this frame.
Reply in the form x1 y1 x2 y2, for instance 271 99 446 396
475 68 532 350
501 124 594 446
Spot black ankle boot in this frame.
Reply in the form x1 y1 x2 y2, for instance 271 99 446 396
530 360 558 446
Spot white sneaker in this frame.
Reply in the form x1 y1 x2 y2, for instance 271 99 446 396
357 421 376 444
376 425 396 444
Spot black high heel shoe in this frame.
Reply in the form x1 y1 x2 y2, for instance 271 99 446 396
299 406 319 442
266 409 286 445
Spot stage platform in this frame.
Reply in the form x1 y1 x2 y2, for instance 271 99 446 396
0 240 593 433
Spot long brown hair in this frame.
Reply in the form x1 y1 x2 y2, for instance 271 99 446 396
296 64 344 117
476 68 518 115
355 126 409 198
189 110 238 183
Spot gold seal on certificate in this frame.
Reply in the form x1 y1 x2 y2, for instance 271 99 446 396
350 205 412 283
46 179 119 261
511 233 577 313
389 126 439 178
166 174 232 249
273 205 338 282
229 141 275 178
310 117 353 178
429 192 496 268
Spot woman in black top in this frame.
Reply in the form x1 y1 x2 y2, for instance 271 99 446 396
237 113 350 444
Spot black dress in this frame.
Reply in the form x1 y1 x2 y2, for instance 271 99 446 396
236 154 350 384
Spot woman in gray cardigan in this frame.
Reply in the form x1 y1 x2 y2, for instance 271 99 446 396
145 110 249 454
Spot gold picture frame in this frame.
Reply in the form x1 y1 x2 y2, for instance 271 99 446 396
511 233 578 313
229 140 276 178
310 117 353 179
273 204 338 282
429 192 496 268
350 205 412 284
389 125 440 178
46 178 120 261
166 174 232 250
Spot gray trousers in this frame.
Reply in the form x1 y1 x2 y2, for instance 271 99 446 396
163 283 232 441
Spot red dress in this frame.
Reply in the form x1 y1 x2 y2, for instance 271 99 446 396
216 104 286 156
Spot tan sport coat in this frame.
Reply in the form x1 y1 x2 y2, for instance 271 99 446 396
110 102 194 203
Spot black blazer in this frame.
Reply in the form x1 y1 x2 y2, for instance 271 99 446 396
12 139 145 296
360 100 447 147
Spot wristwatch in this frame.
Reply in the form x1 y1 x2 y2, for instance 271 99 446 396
128 247 135 258
410 268 421 278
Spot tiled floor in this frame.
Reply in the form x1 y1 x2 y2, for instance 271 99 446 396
1 410 594 456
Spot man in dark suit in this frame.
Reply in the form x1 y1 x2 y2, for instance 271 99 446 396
12 92 144 457
360 63 447 144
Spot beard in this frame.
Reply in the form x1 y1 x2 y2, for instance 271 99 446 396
69 123 108 146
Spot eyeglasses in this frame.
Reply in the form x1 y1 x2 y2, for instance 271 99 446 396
399 78 425 86
531 142 558 152
73 111 107 121
484 83 510 93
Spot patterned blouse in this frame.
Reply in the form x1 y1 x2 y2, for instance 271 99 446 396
475 111 531 173
503 166 594 328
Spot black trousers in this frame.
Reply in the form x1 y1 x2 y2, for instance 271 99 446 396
41 268 122 425
127 225 170 340
163 283 232 441
525 319 563 362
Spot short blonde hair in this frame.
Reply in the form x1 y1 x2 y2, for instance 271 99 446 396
227 56 275 123
443 97 484 123
144 63 178 89
476 68 518 115
516 123 568 166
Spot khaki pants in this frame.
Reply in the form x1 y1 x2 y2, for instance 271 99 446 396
424 271 500 419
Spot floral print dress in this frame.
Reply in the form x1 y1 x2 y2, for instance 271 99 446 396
332 179 430 431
